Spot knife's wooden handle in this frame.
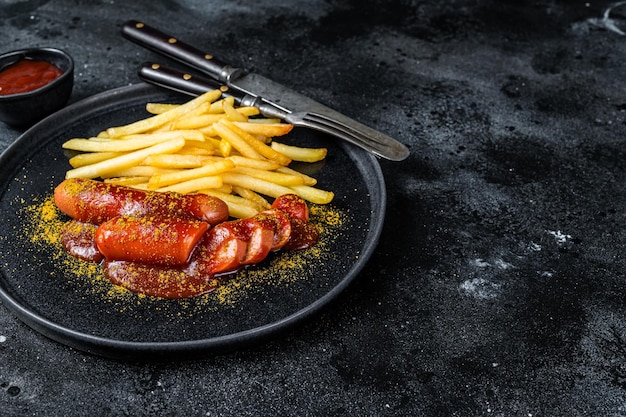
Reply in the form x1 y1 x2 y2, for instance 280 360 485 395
121 20 241 83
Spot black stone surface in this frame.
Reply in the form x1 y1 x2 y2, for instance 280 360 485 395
1 1 626 415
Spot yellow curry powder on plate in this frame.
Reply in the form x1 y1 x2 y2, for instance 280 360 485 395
17 194 348 311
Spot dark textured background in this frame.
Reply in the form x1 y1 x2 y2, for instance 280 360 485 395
1 1 626 416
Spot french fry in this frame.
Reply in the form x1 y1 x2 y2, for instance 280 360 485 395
219 137 232 157
200 189 260 208
289 185 334 204
123 183 150 190
175 139 219 156
228 204 261 219
212 184 233 194
106 89 222 137
172 114 226 130
63 129 204 153
147 159 235 189
142 154 212 169
84 137 113 142
222 99 248 122
102 165 180 178
65 138 186 179
199 189 262 219
149 122 174 133
232 166 305 186
245 118 281 124
104 176 150 186
119 130 206 142
63 136 175 152
221 172 293 198
69 151 122 168
205 137 222 149
226 155 281 170
232 185 271 209
232 122 294 137
202 98 258 118
156 176 223 194
235 107 261 117
213 120 263 159
270 141 327 163
275 166 317 186
198 125 217 137
178 145 216 156
146 103 179 114
221 119 291 166
208 96 234 113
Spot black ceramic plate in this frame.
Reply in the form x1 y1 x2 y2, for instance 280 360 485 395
0 84 386 360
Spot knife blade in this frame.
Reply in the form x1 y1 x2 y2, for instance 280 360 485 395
121 20 410 161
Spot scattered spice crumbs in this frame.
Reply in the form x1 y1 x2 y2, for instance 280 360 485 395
16 194 348 310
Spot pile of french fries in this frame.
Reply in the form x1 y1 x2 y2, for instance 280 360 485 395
61 89 334 218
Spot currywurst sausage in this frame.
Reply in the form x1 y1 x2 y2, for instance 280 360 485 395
54 180 319 298
95 215 209 266
99 202 317 299
101 209 294 298
54 178 228 225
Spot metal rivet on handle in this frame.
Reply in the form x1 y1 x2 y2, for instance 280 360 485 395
151 63 160 69
136 22 144 28
168 38 177 44
204 54 213 60
183 74 192 80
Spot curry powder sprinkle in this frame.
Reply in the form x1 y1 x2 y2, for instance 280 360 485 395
17 195 348 312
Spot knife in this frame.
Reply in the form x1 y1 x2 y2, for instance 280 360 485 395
121 20 410 161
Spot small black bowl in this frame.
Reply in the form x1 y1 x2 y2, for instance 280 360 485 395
0 47 74 127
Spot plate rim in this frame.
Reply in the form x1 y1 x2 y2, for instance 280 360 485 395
0 83 387 359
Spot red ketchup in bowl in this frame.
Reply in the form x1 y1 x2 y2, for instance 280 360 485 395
0 59 64 95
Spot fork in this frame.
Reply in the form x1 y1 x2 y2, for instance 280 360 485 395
138 63 406 160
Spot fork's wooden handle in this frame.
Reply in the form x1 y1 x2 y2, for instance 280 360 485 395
139 63 222 96
121 20 241 83
138 62 248 104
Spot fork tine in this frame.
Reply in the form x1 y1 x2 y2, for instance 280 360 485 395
303 113 387 146
298 113 393 154
239 99 386 154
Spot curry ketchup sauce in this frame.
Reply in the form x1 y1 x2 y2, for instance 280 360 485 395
0 59 63 95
